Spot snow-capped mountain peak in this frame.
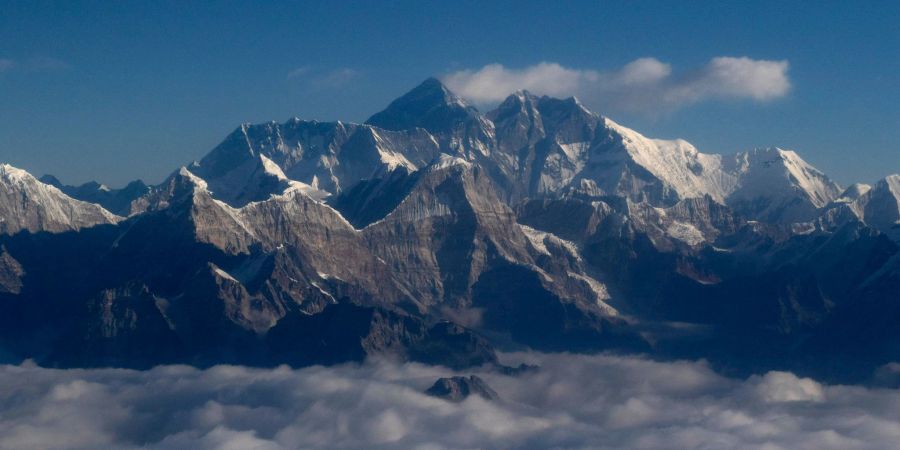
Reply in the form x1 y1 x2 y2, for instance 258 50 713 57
725 147 842 223
836 183 873 203
883 173 900 196
852 174 900 234
487 90 543 126
0 163 33 182
0 164 121 234
365 77 481 134
598 118 736 203
731 147 840 206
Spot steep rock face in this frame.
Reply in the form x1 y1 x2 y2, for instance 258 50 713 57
194 119 440 196
0 164 121 235
360 157 559 303
818 174 900 241
367 77 481 135
804 247 900 372
516 189 851 327
129 167 410 310
233 186 411 308
486 90 547 159
625 196 741 251
266 304 498 369
842 175 900 238
726 148 842 224
0 246 24 294
361 156 531 307
359 156 630 350
0 166 495 368
330 166 421 228
858 175 900 238
487 92 599 201
425 375 498 402
190 153 322 207
517 193 739 255
74 283 184 367
515 197 619 243
367 78 497 169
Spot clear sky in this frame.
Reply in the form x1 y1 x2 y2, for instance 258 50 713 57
1 0 898 187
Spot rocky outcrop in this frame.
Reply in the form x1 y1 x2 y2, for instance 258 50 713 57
425 375 498 402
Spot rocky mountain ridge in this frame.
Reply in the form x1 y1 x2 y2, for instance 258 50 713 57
2 78 899 383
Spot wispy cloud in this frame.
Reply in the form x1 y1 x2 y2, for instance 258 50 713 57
286 66 312 80
442 57 791 115
1 353 898 449
286 66 360 88
24 56 71 71
313 68 359 88
0 59 16 72
0 56 71 74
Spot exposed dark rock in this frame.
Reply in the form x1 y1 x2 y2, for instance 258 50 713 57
366 77 480 135
496 363 540 376
425 375 498 402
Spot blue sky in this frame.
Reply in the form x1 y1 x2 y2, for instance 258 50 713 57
1 0 898 186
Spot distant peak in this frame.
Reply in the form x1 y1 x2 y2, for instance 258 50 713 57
365 77 479 134
39 174 63 187
535 95 597 120
487 90 542 122
877 174 900 194
510 89 537 102
837 183 873 202
396 77 464 106
124 179 148 190
504 89 539 106
419 76 448 90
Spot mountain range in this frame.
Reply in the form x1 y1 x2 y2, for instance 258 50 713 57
1 78 898 382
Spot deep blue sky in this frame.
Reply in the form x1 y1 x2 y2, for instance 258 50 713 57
1 1 898 186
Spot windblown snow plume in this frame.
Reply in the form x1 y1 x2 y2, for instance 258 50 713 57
2 353 899 449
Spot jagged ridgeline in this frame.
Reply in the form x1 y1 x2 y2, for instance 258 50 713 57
1 79 898 382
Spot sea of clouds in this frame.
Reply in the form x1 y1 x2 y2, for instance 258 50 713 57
2 352 899 449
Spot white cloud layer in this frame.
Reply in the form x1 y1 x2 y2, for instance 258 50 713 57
1 353 899 449
442 57 790 115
